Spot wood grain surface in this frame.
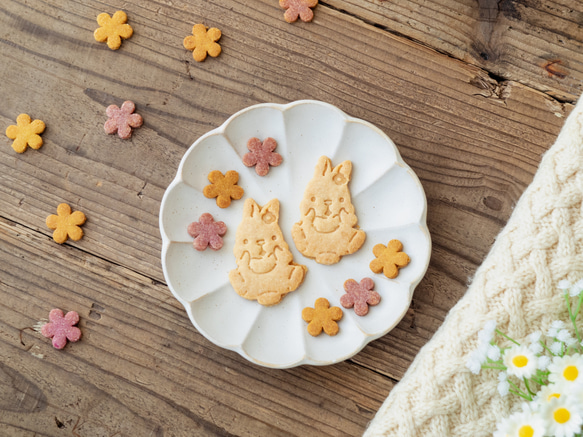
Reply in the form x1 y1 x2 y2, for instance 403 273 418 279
0 0 577 435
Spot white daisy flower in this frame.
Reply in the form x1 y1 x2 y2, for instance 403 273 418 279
487 344 501 361
466 353 482 375
503 345 538 379
559 280 572 290
551 342 564 356
557 329 573 343
541 396 583 437
537 382 569 404
528 332 542 343
566 337 578 348
528 341 543 355
549 355 583 386
573 278 583 296
493 410 546 437
538 355 551 371
497 371 509 397
478 328 494 344
549 321 567 338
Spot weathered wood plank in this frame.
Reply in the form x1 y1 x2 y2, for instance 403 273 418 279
0 0 577 434
322 0 583 102
0 218 391 436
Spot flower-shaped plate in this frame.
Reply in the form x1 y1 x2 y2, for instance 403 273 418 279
160 100 431 368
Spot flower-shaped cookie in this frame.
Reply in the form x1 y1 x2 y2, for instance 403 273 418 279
46 203 87 244
104 101 143 139
5 114 46 153
183 24 222 62
203 170 244 208
187 213 227 251
94 11 133 50
340 278 381 316
41 309 82 349
370 239 410 279
279 0 318 23
243 137 283 176
302 298 343 336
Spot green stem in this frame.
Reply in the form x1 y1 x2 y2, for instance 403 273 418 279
495 329 520 346
508 389 532 401
507 379 532 401
481 365 506 371
523 378 536 397
566 292 582 343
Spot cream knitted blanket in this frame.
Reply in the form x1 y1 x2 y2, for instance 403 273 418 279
364 97 583 437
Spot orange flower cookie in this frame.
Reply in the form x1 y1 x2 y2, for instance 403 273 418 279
370 239 410 279
46 203 87 244
183 24 222 62
94 11 133 50
6 114 46 153
203 170 244 208
302 298 343 336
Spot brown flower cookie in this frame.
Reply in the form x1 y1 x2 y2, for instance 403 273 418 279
229 199 306 306
203 170 244 208
183 24 222 62
370 239 410 279
302 298 343 336
6 114 46 153
292 156 366 265
46 203 87 244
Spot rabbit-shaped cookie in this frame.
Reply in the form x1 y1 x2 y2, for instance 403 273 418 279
292 156 366 265
229 198 307 306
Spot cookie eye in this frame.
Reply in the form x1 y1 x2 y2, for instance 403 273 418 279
333 174 346 185
271 235 277 241
339 197 344 202
310 196 316 202
263 213 275 224
243 239 248 244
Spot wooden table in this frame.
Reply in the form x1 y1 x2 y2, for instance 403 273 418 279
1 0 580 435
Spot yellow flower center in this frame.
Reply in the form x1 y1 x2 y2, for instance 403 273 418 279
518 425 534 437
512 355 528 368
554 407 571 424
563 365 579 381
547 393 561 401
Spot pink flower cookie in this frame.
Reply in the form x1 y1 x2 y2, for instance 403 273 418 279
104 101 143 139
41 309 82 349
242 137 283 176
340 278 380 316
187 213 227 251
279 0 318 23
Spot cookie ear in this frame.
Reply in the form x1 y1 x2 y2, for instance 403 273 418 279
261 198 280 221
333 160 352 181
314 156 333 177
243 198 260 218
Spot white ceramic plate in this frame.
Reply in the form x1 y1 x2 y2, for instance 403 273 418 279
159 100 431 368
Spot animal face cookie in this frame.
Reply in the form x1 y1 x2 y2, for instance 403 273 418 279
229 198 307 306
292 156 366 265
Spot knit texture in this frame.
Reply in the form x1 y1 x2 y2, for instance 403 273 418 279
364 97 583 437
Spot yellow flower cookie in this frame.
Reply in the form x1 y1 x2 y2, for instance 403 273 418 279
46 204 87 244
6 114 46 153
94 11 133 50
203 170 244 208
183 24 222 62
370 239 410 279
302 298 343 336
